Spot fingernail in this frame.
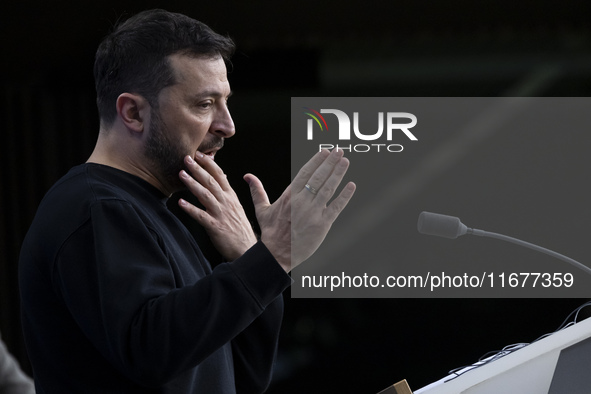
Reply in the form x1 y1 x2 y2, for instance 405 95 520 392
179 198 187 206
180 170 189 178
186 155 195 164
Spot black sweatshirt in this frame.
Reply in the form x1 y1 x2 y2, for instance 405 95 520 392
19 163 292 393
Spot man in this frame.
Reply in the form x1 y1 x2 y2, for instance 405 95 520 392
19 8 355 393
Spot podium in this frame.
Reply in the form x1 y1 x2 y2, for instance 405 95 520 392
411 316 591 394
377 380 413 394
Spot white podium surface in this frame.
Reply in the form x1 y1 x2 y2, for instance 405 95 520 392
415 316 591 394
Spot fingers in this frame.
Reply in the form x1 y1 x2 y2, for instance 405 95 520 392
324 181 356 221
179 167 223 216
178 197 209 226
297 148 350 203
293 151 355 219
291 149 331 192
243 174 271 209
312 155 350 202
179 154 236 207
183 155 231 196
180 158 259 260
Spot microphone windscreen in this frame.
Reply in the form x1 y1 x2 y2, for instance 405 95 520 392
417 212 468 239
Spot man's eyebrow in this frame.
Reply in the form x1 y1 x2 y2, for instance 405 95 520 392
190 90 233 101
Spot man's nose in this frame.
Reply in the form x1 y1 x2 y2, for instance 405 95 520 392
211 105 235 138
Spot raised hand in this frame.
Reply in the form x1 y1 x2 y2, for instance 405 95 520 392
178 154 258 261
244 148 356 272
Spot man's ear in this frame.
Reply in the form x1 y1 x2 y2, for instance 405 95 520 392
116 93 150 133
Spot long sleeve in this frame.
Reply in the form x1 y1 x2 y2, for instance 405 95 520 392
50 199 292 388
20 164 294 392
228 242 293 393
232 296 284 394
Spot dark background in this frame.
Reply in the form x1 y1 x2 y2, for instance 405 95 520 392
1 1 591 393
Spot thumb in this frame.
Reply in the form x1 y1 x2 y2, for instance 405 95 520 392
244 174 270 209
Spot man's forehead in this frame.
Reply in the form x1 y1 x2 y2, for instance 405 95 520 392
167 53 228 83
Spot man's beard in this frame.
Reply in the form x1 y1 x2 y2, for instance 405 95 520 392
144 108 187 192
144 107 224 193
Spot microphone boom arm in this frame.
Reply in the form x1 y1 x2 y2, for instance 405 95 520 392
468 228 591 276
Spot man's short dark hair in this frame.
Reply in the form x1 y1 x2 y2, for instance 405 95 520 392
94 9 235 127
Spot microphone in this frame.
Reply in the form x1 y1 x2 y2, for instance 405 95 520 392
417 211 468 239
417 211 591 275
